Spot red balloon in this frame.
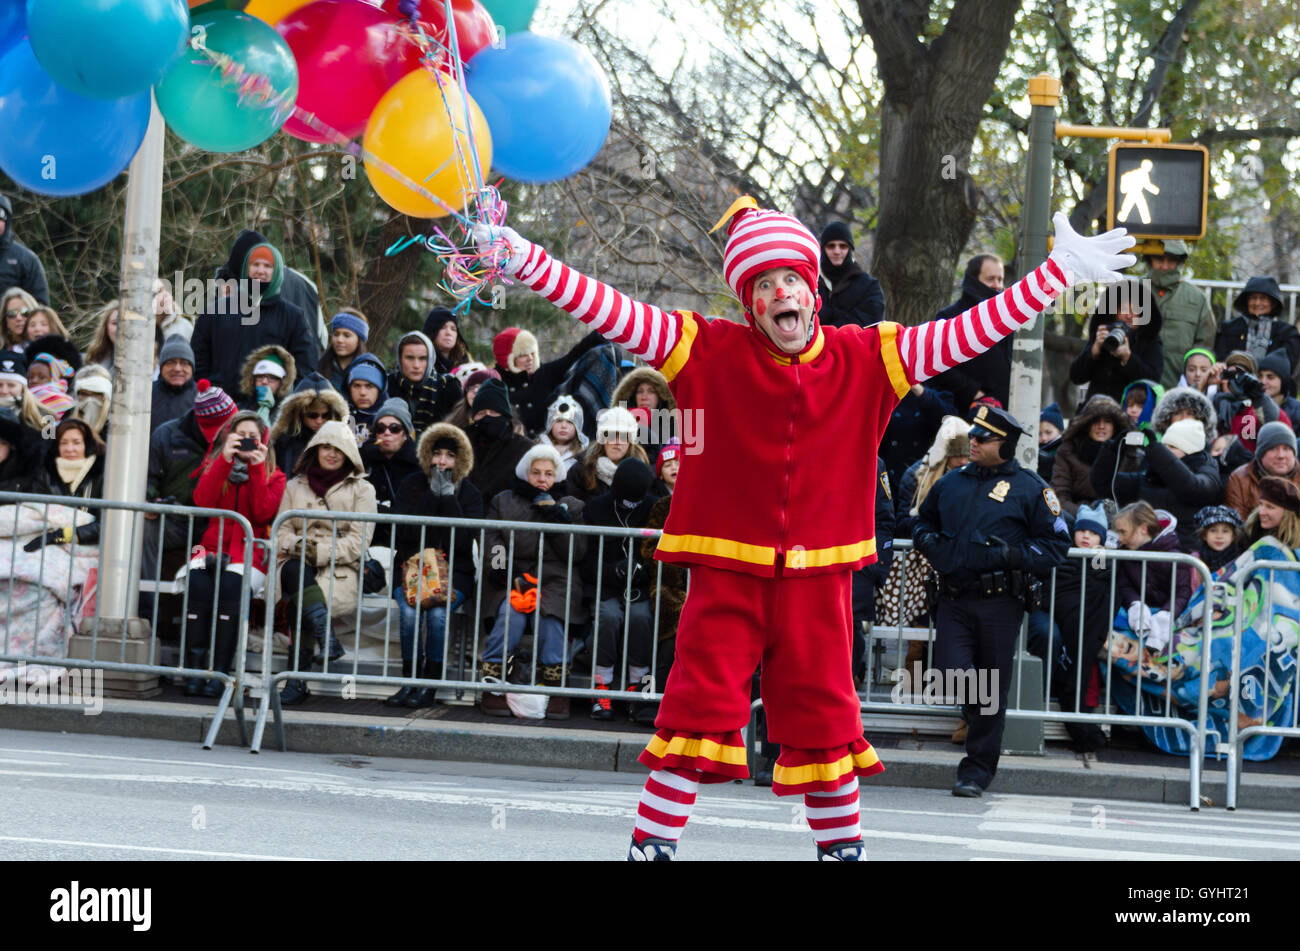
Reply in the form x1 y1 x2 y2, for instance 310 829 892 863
277 0 423 144
382 0 497 64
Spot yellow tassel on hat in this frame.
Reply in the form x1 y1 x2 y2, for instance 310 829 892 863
710 195 759 234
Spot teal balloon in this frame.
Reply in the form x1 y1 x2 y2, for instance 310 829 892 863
480 0 536 34
155 11 297 153
0 39 151 196
27 0 190 100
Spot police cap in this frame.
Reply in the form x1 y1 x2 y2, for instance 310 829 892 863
969 404 1029 459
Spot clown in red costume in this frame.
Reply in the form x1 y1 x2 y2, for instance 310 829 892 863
474 202 1134 860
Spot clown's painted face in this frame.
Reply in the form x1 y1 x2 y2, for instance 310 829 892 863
751 267 814 354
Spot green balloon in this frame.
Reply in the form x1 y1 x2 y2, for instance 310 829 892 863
155 11 298 153
481 0 538 35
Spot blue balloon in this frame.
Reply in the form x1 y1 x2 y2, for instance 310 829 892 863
0 39 151 197
0 1 24 61
467 32 611 184
27 0 189 100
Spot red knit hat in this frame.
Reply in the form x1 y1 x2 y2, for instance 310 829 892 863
493 328 520 370
714 196 821 315
247 245 275 269
193 379 238 443
656 441 681 475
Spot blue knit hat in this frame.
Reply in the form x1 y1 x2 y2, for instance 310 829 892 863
1194 505 1244 536
1040 402 1064 432
1074 502 1107 539
345 355 386 393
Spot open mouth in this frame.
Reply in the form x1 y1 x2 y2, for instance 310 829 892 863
771 304 801 335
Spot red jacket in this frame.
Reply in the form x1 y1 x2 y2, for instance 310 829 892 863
654 314 909 577
192 454 287 573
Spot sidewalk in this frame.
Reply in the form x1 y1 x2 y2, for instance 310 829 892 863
2 685 1298 812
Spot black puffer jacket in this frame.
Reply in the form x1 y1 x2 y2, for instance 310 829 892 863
817 264 885 328
1091 437 1223 550
1070 285 1165 404
361 437 422 511
500 329 606 435
0 194 49 304
1215 276 1300 368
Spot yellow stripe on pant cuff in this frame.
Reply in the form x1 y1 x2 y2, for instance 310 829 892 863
773 747 881 786
645 734 748 766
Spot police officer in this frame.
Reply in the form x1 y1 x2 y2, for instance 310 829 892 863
913 404 1070 797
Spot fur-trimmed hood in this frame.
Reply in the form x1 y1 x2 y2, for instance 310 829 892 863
270 374 348 444
612 367 675 413
1151 386 1216 444
416 422 473 483
238 343 297 403
1061 394 1132 449
295 419 364 476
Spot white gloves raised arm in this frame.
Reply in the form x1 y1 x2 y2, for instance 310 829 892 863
1048 212 1137 286
470 222 532 277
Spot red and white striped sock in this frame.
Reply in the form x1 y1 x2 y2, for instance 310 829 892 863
633 767 700 844
804 777 862 848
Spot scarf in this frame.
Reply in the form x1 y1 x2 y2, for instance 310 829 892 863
596 454 617 486
1245 316 1274 364
56 455 96 495
306 462 350 500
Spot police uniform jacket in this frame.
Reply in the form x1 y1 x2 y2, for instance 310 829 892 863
913 458 1070 592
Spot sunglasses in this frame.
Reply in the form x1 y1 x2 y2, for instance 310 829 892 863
304 412 335 421
969 433 1001 444
374 422 406 435
4 309 26 319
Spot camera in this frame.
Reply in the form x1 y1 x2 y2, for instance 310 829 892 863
238 436 257 452
1101 322 1129 354
1223 366 1264 400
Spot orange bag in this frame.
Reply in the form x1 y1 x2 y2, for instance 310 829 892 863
403 549 450 608
509 573 538 614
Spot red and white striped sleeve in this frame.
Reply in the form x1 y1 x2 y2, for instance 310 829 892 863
512 244 682 367
896 258 1070 384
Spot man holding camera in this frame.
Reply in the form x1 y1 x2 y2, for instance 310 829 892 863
913 405 1070 797
1069 279 1164 406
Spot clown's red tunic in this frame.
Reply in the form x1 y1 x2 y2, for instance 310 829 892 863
512 238 1069 788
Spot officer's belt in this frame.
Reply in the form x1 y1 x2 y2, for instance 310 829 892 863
940 570 1030 600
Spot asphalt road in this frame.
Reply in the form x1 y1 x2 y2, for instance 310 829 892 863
1 729 1298 861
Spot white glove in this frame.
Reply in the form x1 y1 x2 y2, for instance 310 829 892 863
470 222 531 276
1128 601 1153 634
1048 211 1137 285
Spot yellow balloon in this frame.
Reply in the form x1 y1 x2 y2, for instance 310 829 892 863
242 0 312 25
364 70 493 220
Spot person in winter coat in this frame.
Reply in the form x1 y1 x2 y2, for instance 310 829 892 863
343 352 388 446
611 366 675 463
895 416 971 538
84 299 163 378
0 194 49 304
1257 349 1300 424
276 421 377 705
1037 403 1064 482
1110 502 1194 678
879 378 956 492
1192 505 1245 576
1213 351 1286 474
1 287 37 349
0 407 49 494
1224 421 1300 520
214 229 323 357
425 307 472 375
583 458 661 723
23 418 106 553
1178 347 1216 394
929 254 1011 410
360 397 422 511
1070 279 1165 405
1120 378 1164 429
1245 476 1300 549
235 344 296 425
0 350 53 432
1145 240 1216 389
1214 276 1300 370
539 393 589 478
441 365 500 431
269 372 348 478
387 329 462 435
192 236 318 395
151 335 197 431
180 411 286 696
492 325 607 435
465 378 535 508
653 441 680 497
69 364 112 438
1149 385 1219 448
815 222 884 328
571 406 649 502
1050 395 1136 516
477 443 587 720
385 422 483 707
24 334 80 419
318 309 369 393
1091 416 1222 551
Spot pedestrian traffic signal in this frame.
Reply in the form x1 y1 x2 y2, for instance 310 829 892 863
1106 143 1208 240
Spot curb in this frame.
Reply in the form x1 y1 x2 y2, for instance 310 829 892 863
3 699 1297 812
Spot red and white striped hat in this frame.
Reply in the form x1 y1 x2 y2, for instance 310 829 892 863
714 196 821 313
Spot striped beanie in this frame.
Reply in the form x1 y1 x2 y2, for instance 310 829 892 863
193 379 238 442
30 381 73 418
714 196 820 314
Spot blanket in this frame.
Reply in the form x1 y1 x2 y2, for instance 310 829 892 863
1106 537 1299 760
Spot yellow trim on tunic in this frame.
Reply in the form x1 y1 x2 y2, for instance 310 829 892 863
766 328 825 367
660 312 699 383
645 733 749 766
657 532 776 566
772 746 881 786
876 322 911 398
795 538 876 569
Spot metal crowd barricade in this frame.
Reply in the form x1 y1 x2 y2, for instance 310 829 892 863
250 508 670 754
852 540 1214 811
0 491 255 749
1225 559 1300 810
